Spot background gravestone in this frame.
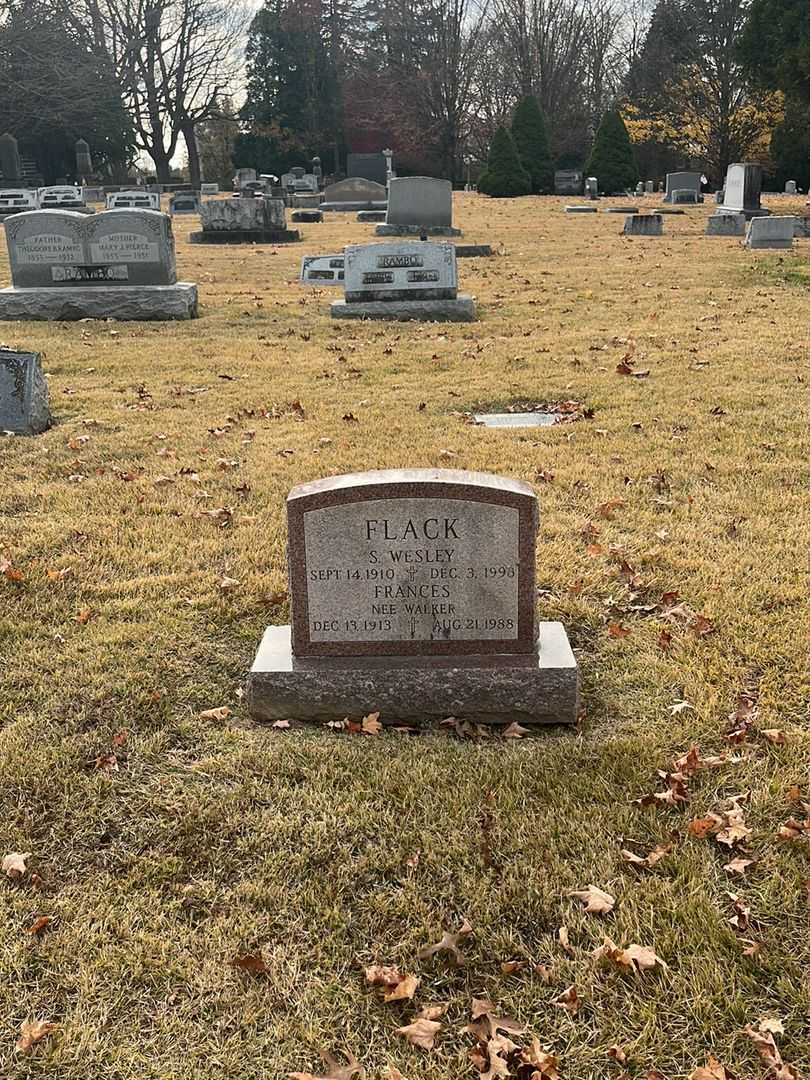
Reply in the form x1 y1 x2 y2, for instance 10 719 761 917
190 196 299 243
718 163 769 219
246 469 579 724
0 133 22 183
0 350 50 434
744 216 794 248
706 212 746 236
75 139 93 176
663 171 702 203
624 213 663 236
107 191 160 210
320 178 387 212
345 153 387 186
375 177 461 236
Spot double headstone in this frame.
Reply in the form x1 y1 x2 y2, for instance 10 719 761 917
246 469 579 725
663 171 702 203
106 191 160 210
0 189 38 217
330 241 476 322
189 196 299 244
0 350 50 434
0 209 198 320
375 177 461 236
716 163 769 219
320 178 388 212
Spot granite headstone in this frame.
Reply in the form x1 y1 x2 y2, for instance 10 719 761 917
376 177 460 236
718 163 769 219
246 469 579 724
0 350 50 434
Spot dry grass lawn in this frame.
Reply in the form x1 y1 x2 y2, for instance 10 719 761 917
1 193 808 1079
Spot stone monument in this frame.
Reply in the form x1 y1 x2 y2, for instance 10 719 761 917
0 133 23 185
0 190 38 217
375 177 461 236
346 153 388 186
785 180 797 195
247 469 579 725
0 349 50 434
169 192 201 215
300 254 345 285
330 241 475 321
705 212 745 236
0 208 198 320
585 176 598 199
106 190 161 210
38 186 91 211
744 216 795 249
663 171 702 203
75 139 93 177
624 213 663 236
554 170 583 195
716 163 769 219
189 196 299 243
320 178 388 212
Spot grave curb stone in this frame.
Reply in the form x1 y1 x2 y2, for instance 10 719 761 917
331 295 476 321
0 283 198 321
375 223 463 236
0 349 50 434
247 622 578 725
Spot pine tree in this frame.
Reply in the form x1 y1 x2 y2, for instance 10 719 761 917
585 110 639 194
478 127 532 197
511 95 554 194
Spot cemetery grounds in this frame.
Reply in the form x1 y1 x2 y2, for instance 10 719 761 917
0 194 808 1078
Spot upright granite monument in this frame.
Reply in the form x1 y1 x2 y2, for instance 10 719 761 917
0 350 50 434
375 177 461 236
247 469 579 725
106 190 161 210
0 208 198 320
663 171 702 203
320 178 388 212
330 240 475 321
189 196 299 243
716 163 769 219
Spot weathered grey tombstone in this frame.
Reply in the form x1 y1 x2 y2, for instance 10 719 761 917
82 187 105 204
794 216 810 238
375 177 460 236
331 240 475 321
0 133 23 183
635 182 644 196
357 210 386 222
75 139 93 177
717 163 769 219
0 350 50 434
785 180 797 195
645 180 654 194
663 171 702 203
585 176 599 200
320 178 388 211
106 190 160 210
169 192 200 215
624 213 663 236
300 254 345 285
39 186 87 210
744 216 795 249
346 153 388 186
234 167 257 188
672 188 699 204
715 189 725 204
706 212 746 236
565 205 597 213
246 469 579 725
292 209 323 223
0 189 38 217
189 196 299 243
0 208 197 320
200 183 219 195
554 170 583 195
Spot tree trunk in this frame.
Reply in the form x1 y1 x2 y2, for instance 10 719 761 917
183 122 202 188
151 145 172 184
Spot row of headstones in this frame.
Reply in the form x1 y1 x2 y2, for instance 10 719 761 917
622 213 805 245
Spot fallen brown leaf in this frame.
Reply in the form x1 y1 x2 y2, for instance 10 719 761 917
724 857 754 876
555 984 580 1014
361 711 382 735
364 966 419 1002
502 721 530 739
288 1050 364 1080
597 937 668 974
15 1020 57 1054
607 1044 628 1064
558 924 573 954
396 1018 441 1051
569 884 615 915
199 706 232 721
27 916 52 936
743 1023 798 1079
417 918 472 965
232 951 269 974
520 1038 559 1080
761 728 788 745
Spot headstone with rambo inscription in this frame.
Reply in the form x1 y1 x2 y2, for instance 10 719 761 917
0 208 197 320
331 240 476 321
247 469 579 725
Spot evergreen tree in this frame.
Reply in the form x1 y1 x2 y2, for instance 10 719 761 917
585 110 639 193
478 127 532 197
511 95 554 194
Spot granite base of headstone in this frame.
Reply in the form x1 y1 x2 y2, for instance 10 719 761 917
189 196 299 243
292 209 323 223
0 349 50 434
358 210 387 222
672 189 699 204
454 244 493 258
330 241 476 322
706 212 746 236
624 214 663 236
744 216 795 249
0 208 198 321
246 470 579 726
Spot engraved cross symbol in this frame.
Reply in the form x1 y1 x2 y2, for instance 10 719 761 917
409 617 417 637
406 567 418 581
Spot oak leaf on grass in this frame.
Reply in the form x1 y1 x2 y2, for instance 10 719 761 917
232 952 269 974
555 985 580 1014
361 712 382 735
743 1022 798 1079
364 966 418 1002
396 1017 441 1051
520 1038 559 1080
15 1020 57 1054
569 884 615 915
417 917 472 966
596 937 668 975
199 706 232 721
